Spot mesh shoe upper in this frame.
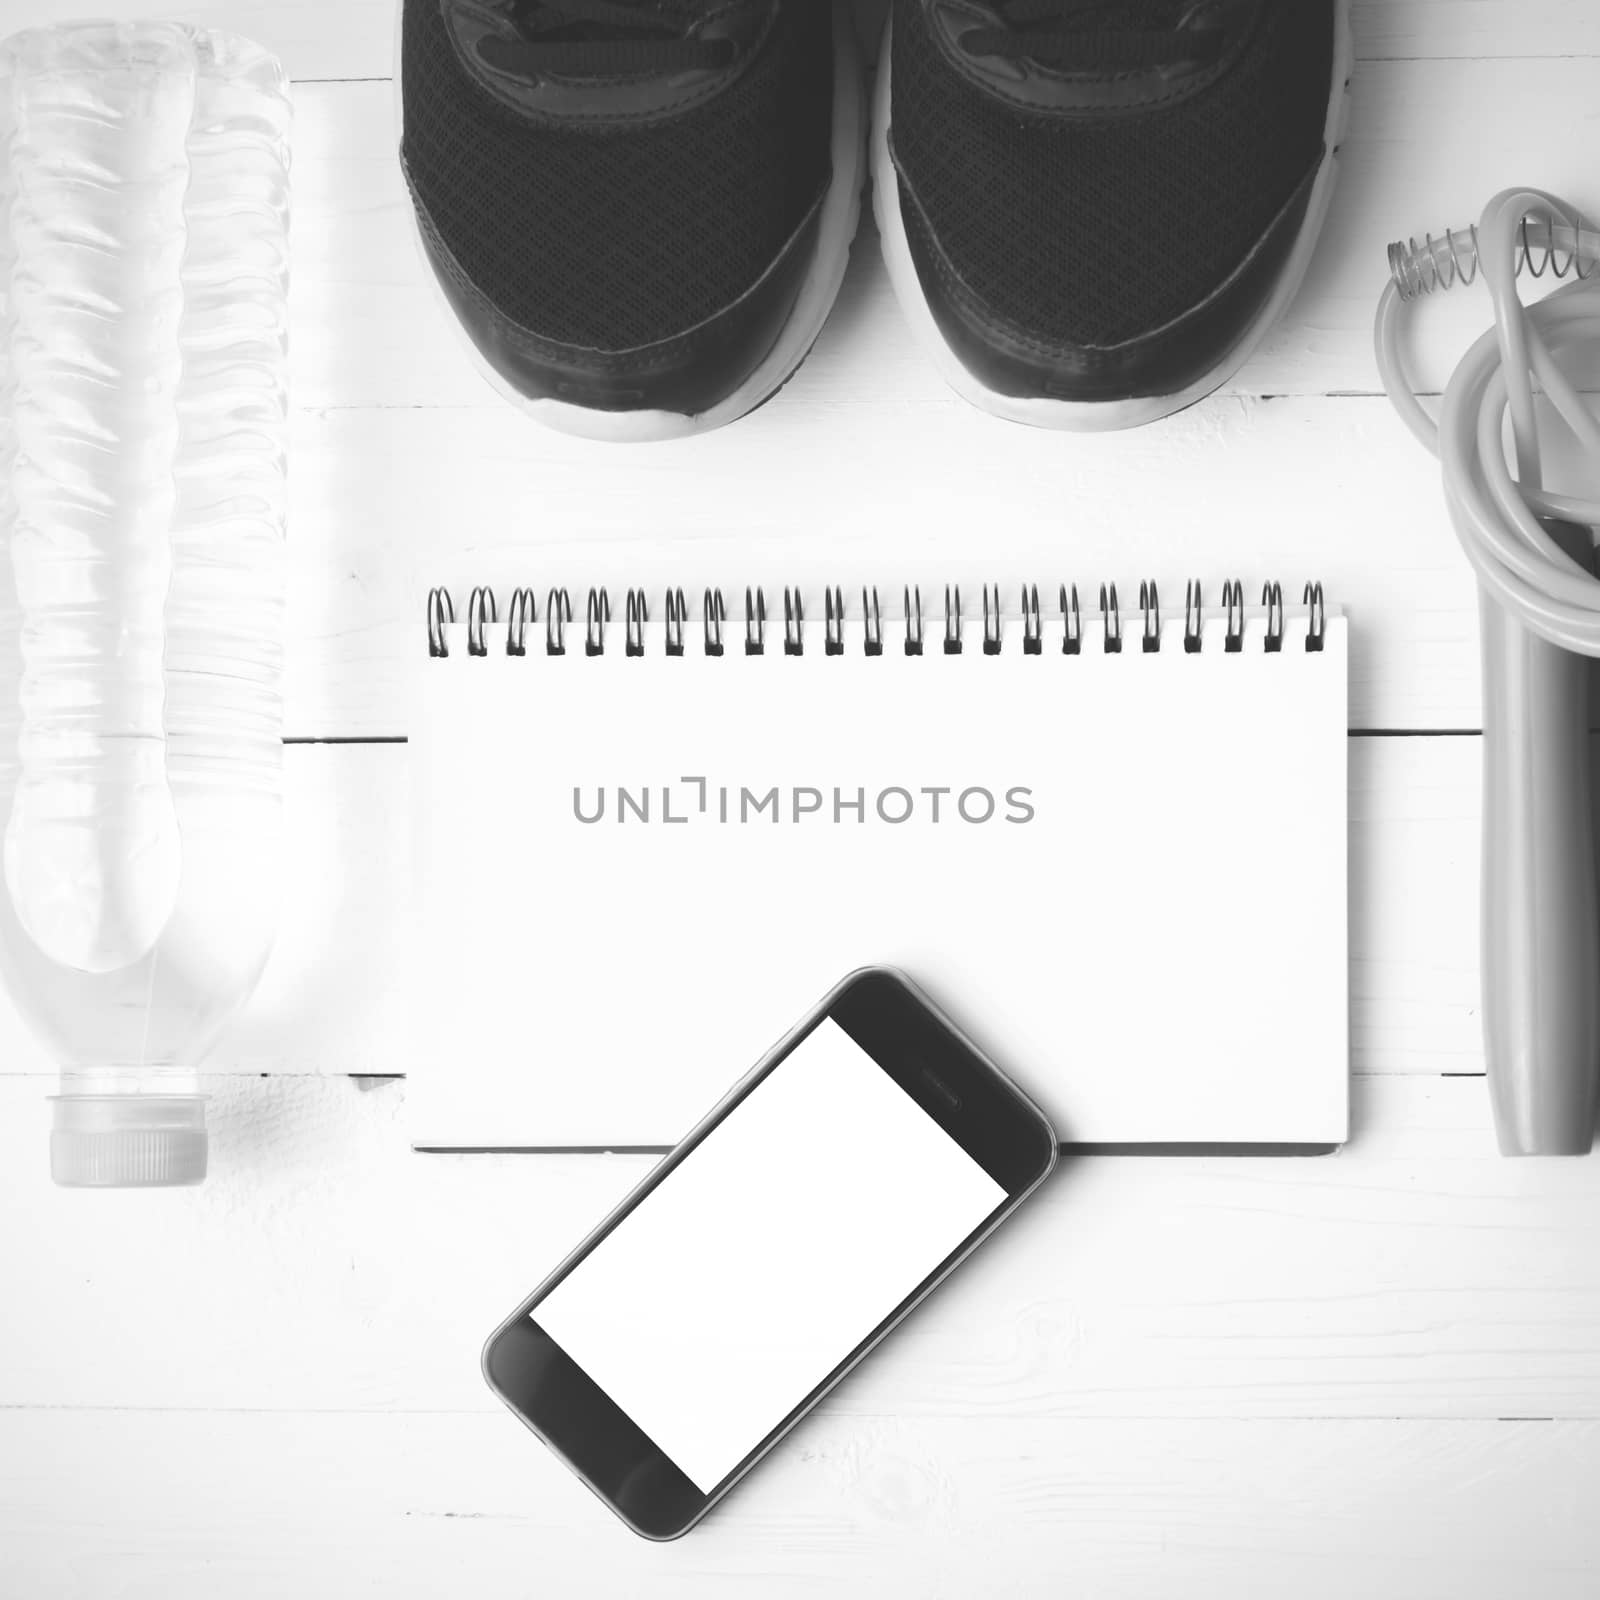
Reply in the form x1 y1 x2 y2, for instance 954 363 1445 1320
400 0 833 353
888 0 1336 352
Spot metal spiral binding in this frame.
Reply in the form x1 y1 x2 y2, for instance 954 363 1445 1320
625 589 649 658
1303 582 1326 653
704 588 726 656
745 587 766 655
427 588 455 657
585 588 610 656
1262 582 1285 653
825 587 846 656
1100 584 1122 653
1061 584 1082 655
664 588 687 656
1022 584 1043 655
467 586 497 657
506 587 536 656
429 581 1328 658
783 587 804 656
905 586 924 655
1222 580 1245 652
982 584 1003 655
863 586 884 656
1388 201 1598 301
546 587 572 655
1139 581 1160 653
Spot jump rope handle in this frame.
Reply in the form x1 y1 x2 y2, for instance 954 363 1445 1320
1479 532 1600 1153
1384 197 1600 1153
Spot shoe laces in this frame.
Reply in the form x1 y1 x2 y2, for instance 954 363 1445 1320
959 1 1223 72
478 0 737 78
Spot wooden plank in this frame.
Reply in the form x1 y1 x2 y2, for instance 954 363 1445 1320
275 53 1597 736
1350 731 1482 1073
4 29 1591 414
291 390 1600 738
338 393 1485 739
276 60 1600 413
0 732 1485 1081
0 31 1585 409
1356 2 1600 59
4 67 1593 733
5 1073 1599 1420
10 2 1599 84
289 394 1490 738
2 1409 1598 1598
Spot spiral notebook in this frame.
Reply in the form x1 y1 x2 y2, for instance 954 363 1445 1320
409 581 1349 1149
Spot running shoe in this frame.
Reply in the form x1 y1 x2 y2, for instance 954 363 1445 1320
873 0 1352 429
399 0 865 441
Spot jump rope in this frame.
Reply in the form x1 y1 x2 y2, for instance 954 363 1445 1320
1378 191 1600 1152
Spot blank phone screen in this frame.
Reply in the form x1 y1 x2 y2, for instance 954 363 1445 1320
532 1017 1007 1493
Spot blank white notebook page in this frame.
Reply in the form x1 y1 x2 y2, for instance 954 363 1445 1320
410 606 1348 1147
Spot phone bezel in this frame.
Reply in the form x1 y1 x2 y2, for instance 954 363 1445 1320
481 966 1057 1540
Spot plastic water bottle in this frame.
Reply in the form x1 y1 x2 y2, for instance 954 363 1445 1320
0 22 291 1186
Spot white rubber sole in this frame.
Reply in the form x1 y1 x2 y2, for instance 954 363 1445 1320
395 0 867 444
871 0 1355 432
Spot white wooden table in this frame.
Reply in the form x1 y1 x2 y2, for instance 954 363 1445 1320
5 2 1600 1594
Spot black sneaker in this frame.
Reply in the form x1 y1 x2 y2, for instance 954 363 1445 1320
399 0 865 441
873 0 1352 429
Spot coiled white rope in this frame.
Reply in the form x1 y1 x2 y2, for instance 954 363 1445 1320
1375 188 1600 654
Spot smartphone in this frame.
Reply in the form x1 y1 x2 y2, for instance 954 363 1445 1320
481 966 1057 1539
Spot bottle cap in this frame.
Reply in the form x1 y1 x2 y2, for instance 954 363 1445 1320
49 1095 208 1188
